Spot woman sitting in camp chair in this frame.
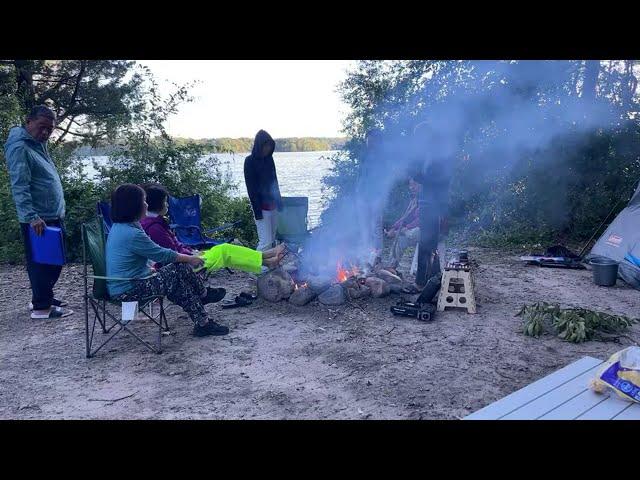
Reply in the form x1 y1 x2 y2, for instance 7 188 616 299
106 184 244 338
140 183 288 274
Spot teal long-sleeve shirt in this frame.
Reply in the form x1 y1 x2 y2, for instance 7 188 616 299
106 222 179 297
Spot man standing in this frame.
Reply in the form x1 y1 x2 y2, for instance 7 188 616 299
411 121 453 288
4 105 72 319
385 176 422 273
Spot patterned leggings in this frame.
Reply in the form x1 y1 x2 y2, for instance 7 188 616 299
119 263 209 326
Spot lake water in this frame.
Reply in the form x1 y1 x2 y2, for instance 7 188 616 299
85 150 338 227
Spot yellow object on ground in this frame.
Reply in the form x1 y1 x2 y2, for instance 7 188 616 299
200 243 263 274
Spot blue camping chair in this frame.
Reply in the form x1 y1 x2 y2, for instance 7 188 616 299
167 194 240 250
96 201 112 234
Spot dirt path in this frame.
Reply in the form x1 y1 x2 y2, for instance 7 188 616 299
1 247 638 419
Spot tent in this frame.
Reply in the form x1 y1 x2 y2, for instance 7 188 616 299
587 180 640 289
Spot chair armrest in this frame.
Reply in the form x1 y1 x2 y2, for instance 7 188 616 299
203 220 242 235
170 224 201 231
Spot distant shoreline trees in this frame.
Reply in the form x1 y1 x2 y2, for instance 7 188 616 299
73 137 347 156
174 137 347 154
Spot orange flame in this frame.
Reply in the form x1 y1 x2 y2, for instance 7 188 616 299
336 261 359 283
336 261 348 283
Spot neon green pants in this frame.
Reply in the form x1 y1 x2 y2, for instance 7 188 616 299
200 243 263 274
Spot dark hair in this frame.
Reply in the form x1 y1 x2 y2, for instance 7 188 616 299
111 184 146 223
142 183 169 212
26 105 56 122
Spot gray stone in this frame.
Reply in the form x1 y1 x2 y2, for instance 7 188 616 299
365 277 391 298
376 269 403 285
307 275 333 295
289 286 317 306
347 285 371 299
318 284 346 305
257 268 295 302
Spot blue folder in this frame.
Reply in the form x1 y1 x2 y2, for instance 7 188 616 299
29 226 66 265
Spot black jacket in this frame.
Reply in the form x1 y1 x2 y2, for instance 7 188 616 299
243 130 282 220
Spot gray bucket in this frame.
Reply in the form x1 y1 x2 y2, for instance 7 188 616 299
590 258 619 286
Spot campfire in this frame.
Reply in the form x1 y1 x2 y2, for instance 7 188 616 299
335 261 360 284
257 251 405 307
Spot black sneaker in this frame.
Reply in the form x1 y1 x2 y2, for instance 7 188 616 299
29 298 68 310
30 306 74 319
193 320 229 337
202 287 226 305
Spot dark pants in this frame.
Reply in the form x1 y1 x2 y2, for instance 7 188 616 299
118 263 209 326
20 219 65 310
416 200 441 287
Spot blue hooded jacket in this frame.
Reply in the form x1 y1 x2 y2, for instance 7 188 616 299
3 126 65 223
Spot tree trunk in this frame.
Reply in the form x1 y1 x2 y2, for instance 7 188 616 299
581 60 600 100
13 60 36 111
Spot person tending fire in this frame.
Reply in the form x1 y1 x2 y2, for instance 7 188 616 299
384 175 449 280
384 177 422 273
410 121 454 289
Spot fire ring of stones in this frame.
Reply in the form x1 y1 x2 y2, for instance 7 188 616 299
256 259 406 306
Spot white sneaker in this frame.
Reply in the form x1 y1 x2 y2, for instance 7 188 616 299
30 306 74 319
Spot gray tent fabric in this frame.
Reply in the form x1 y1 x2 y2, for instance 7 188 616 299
587 180 640 289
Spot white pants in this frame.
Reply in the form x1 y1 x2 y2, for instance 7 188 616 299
389 227 420 268
255 209 278 251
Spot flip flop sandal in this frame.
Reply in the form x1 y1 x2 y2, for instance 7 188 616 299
239 292 258 301
203 287 227 304
221 295 253 309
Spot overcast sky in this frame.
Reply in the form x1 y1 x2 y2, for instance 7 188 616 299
138 60 355 139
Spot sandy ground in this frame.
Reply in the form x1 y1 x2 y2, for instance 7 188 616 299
1 246 639 420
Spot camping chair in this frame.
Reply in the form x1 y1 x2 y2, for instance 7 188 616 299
96 201 112 234
82 216 169 358
167 194 240 250
276 196 311 251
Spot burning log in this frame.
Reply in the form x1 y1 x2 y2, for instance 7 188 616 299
257 268 295 303
375 269 403 286
339 276 370 300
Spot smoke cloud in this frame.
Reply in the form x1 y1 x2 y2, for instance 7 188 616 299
301 61 619 274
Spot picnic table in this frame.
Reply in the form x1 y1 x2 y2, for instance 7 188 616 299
465 356 640 420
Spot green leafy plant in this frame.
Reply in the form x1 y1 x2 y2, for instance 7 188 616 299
517 302 637 343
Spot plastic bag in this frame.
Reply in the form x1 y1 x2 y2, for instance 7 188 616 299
589 347 640 403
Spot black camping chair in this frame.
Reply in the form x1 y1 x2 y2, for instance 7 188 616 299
82 216 169 358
